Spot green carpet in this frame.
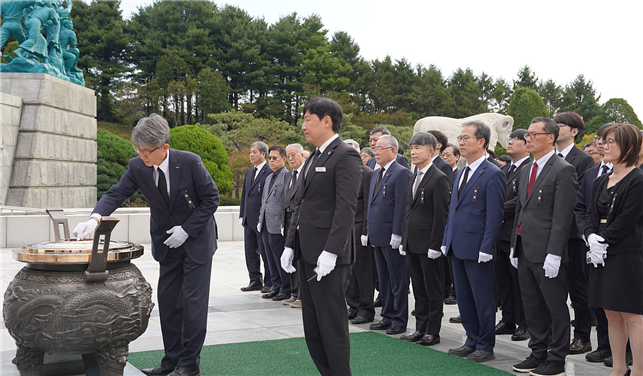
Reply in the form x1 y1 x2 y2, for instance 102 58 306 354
129 331 512 375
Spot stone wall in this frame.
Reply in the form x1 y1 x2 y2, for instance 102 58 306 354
0 93 23 205
0 73 97 208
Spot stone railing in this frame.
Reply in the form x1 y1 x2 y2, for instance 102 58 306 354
0 206 242 248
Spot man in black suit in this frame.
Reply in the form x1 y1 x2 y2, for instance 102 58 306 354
344 140 375 325
281 143 306 308
366 125 410 170
510 117 577 376
441 143 460 184
399 132 450 346
281 97 362 376
440 143 460 305
553 112 595 355
239 141 273 293
74 114 219 376
426 130 454 183
495 129 531 341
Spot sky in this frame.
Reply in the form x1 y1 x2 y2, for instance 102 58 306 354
116 0 643 119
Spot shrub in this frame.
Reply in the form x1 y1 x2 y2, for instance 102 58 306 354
170 125 233 196
96 129 145 203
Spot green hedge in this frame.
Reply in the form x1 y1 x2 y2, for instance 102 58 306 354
170 125 233 196
96 129 146 203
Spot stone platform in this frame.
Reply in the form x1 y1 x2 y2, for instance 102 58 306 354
0 73 97 208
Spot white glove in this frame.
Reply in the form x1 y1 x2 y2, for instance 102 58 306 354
441 245 447 256
281 247 296 273
390 234 402 249
239 217 243 226
588 233 608 267
164 226 189 248
543 254 562 278
478 252 493 263
399 245 406 256
361 235 368 247
257 222 262 233
510 247 518 269
428 249 441 259
72 218 98 240
316 251 337 281
281 226 284 236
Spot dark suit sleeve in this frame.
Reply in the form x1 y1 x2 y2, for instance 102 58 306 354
547 164 577 256
361 169 372 236
574 173 590 236
393 168 412 236
481 169 505 255
94 160 140 216
239 169 248 219
430 174 451 251
575 152 595 182
181 156 219 238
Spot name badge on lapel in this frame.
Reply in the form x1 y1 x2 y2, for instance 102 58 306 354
315 167 326 173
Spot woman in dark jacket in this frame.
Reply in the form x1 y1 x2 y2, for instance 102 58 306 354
585 123 643 376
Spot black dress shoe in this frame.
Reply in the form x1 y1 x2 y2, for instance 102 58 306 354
400 331 424 342
417 334 440 346
374 298 383 307
351 316 373 325
142 364 175 376
467 349 495 363
449 315 462 323
167 367 200 376
569 337 592 354
585 347 611 362
262 291 278 299
272 293 291 301
369 320 391 330
348 310 357 320
604 353 633 367
386 324 406 335
444 295 457 305
511 325 530 341
260 285 272 293
495 321 516 335
240 281 263 292
448 344 475 357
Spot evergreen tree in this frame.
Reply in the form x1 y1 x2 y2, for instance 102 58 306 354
507 87 549 129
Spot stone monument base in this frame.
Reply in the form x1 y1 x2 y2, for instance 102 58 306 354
0 73 97 208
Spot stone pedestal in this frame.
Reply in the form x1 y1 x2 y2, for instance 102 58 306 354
1 92 22 205
0 73 97 208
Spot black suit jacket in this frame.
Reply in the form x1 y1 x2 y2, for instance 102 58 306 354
94 149 219 264
354 164 373 238
282 168 302 235
286 136 362 265
432 155 453 184
239 163 270 228
562 145 595 238
401 164 450 253
584 168 643 255
487 155 501 167
498 159 531 242
574 164 601 236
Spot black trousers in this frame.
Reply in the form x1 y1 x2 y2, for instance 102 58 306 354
299 259 352 376
345 237 376 320
158 246 212 371
442 255 456 298
407 250 444 335
567 238 592 342
517 237 570 366
496 240 526 327
243 225 271 285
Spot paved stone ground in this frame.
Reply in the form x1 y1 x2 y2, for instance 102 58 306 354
1 241 612 375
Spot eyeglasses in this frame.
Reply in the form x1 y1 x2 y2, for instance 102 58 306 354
506 137 522 144
372 146 393 153
603 139 618 148
286 153 301 159
457 135 473 142
267 156 282 161
442 152 454 158
524 132 550 140
134 146 159 156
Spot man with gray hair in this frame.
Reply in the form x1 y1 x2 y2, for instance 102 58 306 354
366 125 410 170
367 134 412 335
73 114 219 376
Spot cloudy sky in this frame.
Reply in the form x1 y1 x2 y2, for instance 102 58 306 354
117 0 643 118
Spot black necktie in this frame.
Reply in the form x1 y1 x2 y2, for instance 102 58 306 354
250 166 257 185
305 149 320 183
506 164 516 178
600 165 610 176
268 170 279 192
157 168 170 206
375 167 385 188
290 170 298 189
558 153 565 159
458 166 470 199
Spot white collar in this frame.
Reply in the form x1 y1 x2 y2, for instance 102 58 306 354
318 133 339 154
556 143 574 158
465 154 486 174
155 149 170 175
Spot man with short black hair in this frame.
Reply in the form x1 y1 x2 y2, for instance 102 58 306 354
426 130 454 182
